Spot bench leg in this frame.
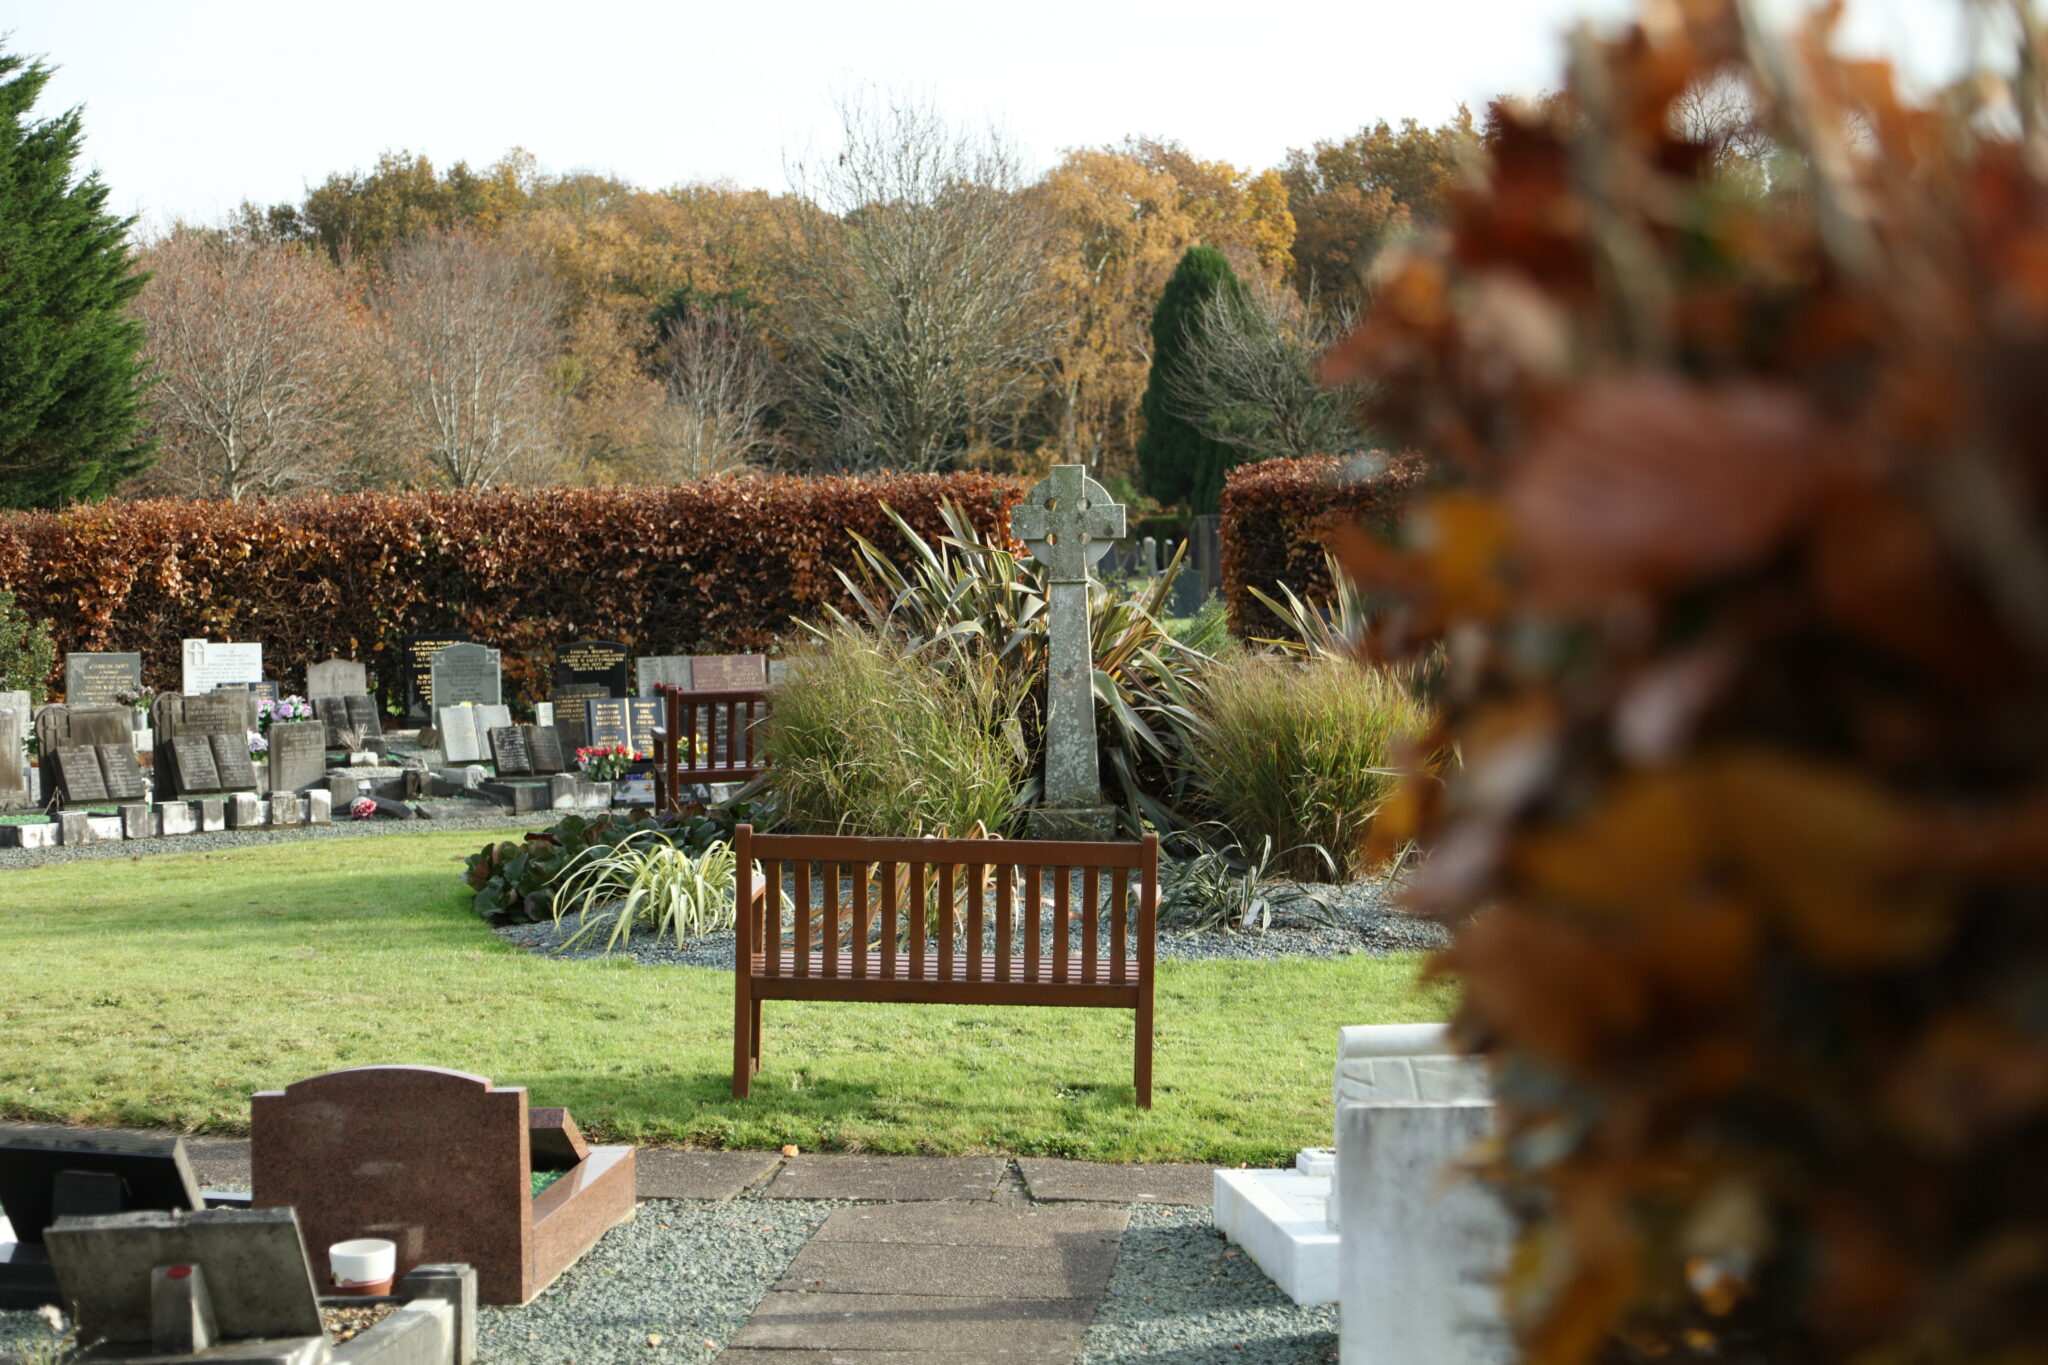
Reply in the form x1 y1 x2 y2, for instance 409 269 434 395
751 996 763 1074
734 979 753 1099
1135 988 1154 1109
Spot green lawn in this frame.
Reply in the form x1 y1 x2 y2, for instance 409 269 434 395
0 830 1450 1164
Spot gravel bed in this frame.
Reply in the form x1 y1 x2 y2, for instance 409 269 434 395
498 867 1446 967
1081 1204 1337 1364
0 809 559 871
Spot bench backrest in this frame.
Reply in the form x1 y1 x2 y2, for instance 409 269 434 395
654 684 770 784
734 825 1158 987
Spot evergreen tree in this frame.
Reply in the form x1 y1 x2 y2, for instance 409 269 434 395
1135 245 1242 513
0 48 152 509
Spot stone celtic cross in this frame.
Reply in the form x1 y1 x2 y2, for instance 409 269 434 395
1012 465 1125 836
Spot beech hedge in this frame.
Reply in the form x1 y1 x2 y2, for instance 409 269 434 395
0 474 1022 704
1218 453 1427 639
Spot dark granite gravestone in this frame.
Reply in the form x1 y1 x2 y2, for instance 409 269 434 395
52 747 109 806
314 695 350 747
551 685 603 755
267 721 325 794
64 653 142 706
556 640 630 698
586 698 631 751
96 745 146 802
690 653 768 691
0 1125 205 1309
401 634 471 724
431 642 501 710
171 734 223 793
635 655 690 697
489 726 533 776
208 733 258 790
305 657 367 700
627 697 660 752
344 692 383 739
527 724 566 775
239 679 280 705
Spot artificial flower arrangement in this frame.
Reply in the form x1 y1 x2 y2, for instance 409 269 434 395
350 796 378 820
575 743 644 782
248 693 315 757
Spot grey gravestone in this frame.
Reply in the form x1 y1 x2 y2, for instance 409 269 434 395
438 707 485 764
65 653 142 705
180 639 263 696
627 697 660 752
68 706 136 750
208 733 258 791
52 747 109 806
171 735 223 793
489 726 533 776
1012 465 1123 838
305 658 367 700
314 696 351 747
556 639 630 697
179 691 247 737
401 634 470 723
268 722 326 794
636 655 690 697
0 694 28 809
344 693 383 739
97 746 146 802
689 654 767 691
527 725 566 775
586 698 631 751
475 703 512 736
431 642 501 710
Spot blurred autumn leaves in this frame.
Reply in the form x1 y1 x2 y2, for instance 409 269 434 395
1327 1 2048 1360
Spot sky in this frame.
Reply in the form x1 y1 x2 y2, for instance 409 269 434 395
6 0 1974 231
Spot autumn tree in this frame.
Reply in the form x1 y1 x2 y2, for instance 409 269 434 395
0 47 153 508
369 231 566 488
779 92 1062 472
1136 245 1243 511
290 149 538 261
129 231 362 500
645 305 777 480
1167 274 1366 465
1281 111 1478 301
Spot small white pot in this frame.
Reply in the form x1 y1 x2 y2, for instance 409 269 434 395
329 1237 396 1291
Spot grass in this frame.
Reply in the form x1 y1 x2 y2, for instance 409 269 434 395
0 830 1451 1165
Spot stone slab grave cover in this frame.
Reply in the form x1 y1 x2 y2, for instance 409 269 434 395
0 694 27 809
400 634 470 724
1010 465 1124 838
488 725 532 776
436 708 485 764
428 642 501 712
170 734 223 794
209 732 259 791
251 1065 635 1306
65 652 143 705
98 744 147 802
269 721 327 793
555 639 629 698
51 746 110 806
180 639 263 696
525 724 565 775
305 657 367 701
634 654 689 697
0 1125 204 1309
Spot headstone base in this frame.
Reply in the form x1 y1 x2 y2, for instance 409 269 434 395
270 795 303 827
1213 1164 1339 1305
1024 805 1118 841
120 803 156 839
225 794 264 829
4 820 60 850
59 811 100 845
196 798 225 832
158 802 198 836
306 791 332 824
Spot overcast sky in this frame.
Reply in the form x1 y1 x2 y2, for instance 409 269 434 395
6 0 1972 231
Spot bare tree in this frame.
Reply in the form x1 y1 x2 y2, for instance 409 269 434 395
1673 72 1773 176
370 231 567 488
129 232 359 500
1167 275 1371 463
644 307 777 480
780 91 1063 472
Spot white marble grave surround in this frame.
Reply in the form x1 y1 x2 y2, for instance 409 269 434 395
1213 1023 1490 1306
181 639 264 696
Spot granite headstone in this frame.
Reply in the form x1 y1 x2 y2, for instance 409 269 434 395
527 724 566 775
0 696 27 809
689 654 767 691
64 653 142 706
52 747 109 806
489 726 533 776
586 698 631 751
208 732 258 790
267 721 326 794
305 658 367 700
97 745 146 802
401 634 470 723
556 640 630 698
627 697 660 752
635 655 690 697
438 707 486 764
180 639 263 696
430 642 501 710
171 734 224 793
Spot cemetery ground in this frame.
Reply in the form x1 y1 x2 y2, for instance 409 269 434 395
0 826 1450 1163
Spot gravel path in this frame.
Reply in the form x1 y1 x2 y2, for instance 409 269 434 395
0 809 558 871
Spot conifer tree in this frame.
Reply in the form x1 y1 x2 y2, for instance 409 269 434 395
1135 244 1242 513
0 48 152 508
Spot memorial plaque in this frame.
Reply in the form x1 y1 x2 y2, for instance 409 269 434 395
489 726 533 776
689 654 767 691
65 653 143 705
586 698 631 751
179 691 247 736
96 745 146 802
635 655 690 697
430 642 501 710
556 640 630 698
438 707 485 764
306 658 367 699
208 733 259 790
172 734 223 793
527 725 566 775
180 639 264 696
268 722 326 794
628 697 661 752
401 635 469 723
53 747 109 805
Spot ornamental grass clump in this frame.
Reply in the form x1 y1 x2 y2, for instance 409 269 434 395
758 626 1024 837
550 834 740 952
1186 655 1425 880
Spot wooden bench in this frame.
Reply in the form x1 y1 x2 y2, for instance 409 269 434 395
652 683 771 811
732 825 1159 1107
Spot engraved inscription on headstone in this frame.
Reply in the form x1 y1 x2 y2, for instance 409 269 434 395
550 686 602 734
586 698 631 751
96 745 146 802
627 698 660 752
527 725 566 775
65 653 143 705
208 733 259 790
635 656 690 697
268 722 326 794
556 640 630 698
688 654 767 691
438 707 486 764
305 658 368 700
401 635 469 723
172 735 223 793
181 640 264 696
430 642 501 710
179 692 248 737
489 726 533 776
54 747 109 805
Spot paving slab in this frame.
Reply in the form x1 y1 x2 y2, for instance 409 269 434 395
759 1154 1007 1202
780 1238 1121 1299
1017 1157 1216 1206
728 1291 1092 1354
813 1203 1128 1247
636 1147 782 1200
